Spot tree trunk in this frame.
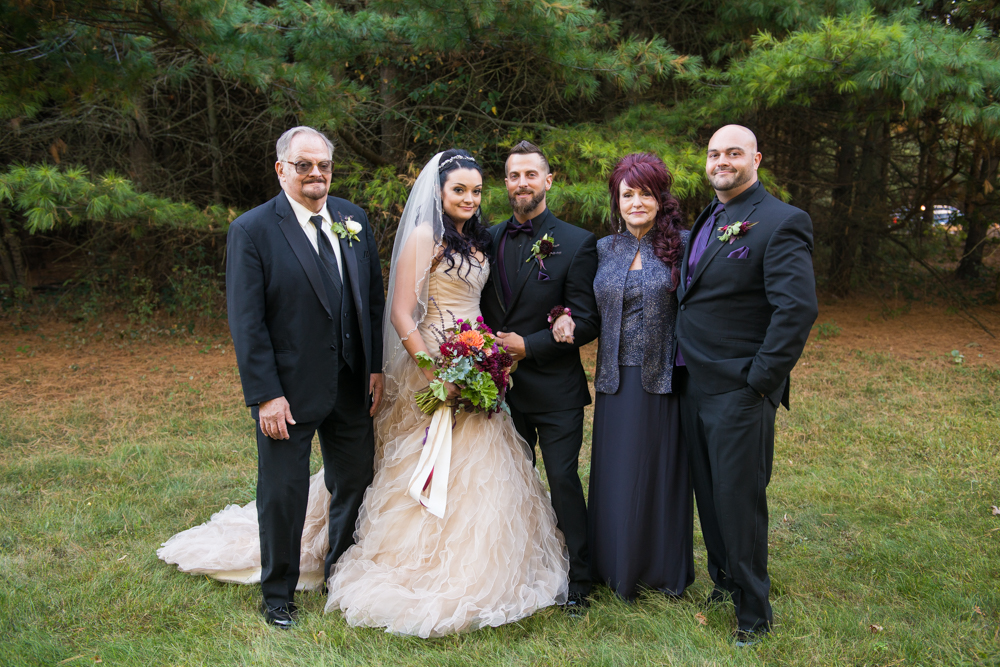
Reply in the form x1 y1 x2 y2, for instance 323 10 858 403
957 138 997 279
205 73 223 205
379 63 406 165
0 205 26 287
856 121 888 275
129 93 155 189
915 124 933 249
786 118 813 213
827 125 858 296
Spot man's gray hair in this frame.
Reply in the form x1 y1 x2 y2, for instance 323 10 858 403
276 126 334 162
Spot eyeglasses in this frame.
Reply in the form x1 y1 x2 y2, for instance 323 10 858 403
284 160 333 174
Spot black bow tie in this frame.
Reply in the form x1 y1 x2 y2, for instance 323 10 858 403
507 220 533 239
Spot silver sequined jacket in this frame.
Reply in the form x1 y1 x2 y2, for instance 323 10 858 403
593 230 689 395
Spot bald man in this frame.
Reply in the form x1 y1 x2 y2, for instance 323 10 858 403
674 125 818 646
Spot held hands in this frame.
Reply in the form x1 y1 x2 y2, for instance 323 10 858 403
495 331 527 361
259 396 296 440
370 373 384 416
551 314 576 344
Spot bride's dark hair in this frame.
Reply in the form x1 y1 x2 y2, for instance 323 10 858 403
438 148 491 277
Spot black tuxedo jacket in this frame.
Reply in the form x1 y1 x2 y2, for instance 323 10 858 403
481 208 599 414
226 191 385 423
676 182 817 408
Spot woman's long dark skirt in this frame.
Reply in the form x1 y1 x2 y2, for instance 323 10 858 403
588 365 694 600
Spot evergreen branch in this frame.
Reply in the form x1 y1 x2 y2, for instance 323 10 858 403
410 105 557 131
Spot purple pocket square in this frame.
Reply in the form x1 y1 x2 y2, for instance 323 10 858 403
727 246 750 259
537 271 550 281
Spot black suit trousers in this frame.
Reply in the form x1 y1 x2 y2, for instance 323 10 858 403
255 364 374 609
677 367 775 632
510 405 592 594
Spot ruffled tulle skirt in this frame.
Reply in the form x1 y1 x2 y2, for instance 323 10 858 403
325 360 569 637
157 472 331 591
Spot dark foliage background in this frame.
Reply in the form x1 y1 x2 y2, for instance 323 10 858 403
3 0 1000 321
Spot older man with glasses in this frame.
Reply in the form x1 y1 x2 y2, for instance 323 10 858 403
225 126 385 628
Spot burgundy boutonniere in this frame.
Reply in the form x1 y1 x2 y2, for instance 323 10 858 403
526 233 560 279
717 220 757 244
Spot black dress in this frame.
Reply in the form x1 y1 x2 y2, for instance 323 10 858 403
589 268 693 600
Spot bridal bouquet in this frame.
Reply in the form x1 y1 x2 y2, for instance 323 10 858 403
407 314 514 517
413 315 514 416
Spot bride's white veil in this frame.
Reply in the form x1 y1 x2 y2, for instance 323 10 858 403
380 152 445 407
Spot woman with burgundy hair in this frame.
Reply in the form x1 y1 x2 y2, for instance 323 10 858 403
588 152 693 600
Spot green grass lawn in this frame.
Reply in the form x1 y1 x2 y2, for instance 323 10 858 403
1 329 998 666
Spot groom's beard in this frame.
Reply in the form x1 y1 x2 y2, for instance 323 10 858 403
508 188 545 217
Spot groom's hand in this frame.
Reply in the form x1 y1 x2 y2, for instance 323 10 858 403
496 331 527 361
369 373 384 416
259 396 295 440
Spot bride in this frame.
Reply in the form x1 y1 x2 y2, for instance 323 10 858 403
158 149 569 637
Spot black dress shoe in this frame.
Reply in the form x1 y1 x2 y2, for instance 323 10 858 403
261 602 297 629
733 628 768 648
562 591 591 617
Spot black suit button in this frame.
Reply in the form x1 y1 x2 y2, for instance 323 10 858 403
680 304 686 311
328 315 333 321
344 312 348 318
345 333 350 339
330 345 336 351
502 327 509 332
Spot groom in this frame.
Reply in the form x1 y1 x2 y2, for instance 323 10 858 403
675 125 817 645
481 140 599 610
226 126 385 628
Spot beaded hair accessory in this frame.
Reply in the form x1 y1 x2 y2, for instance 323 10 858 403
438 154 477 170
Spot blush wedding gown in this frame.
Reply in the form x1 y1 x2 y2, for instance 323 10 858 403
158 255 569 637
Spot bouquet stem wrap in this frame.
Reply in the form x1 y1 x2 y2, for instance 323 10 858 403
405 404 453 518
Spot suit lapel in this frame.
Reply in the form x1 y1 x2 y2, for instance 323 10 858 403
339 235 361 312
339 232 370 364
276 193 333 318
328 197 370 358
685 184 764 295
678 204 712 303
505 212 555 319
489 222 506 313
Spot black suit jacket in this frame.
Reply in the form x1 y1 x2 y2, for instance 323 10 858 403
481 208 599 414
226 191 385 423
676 182 818 408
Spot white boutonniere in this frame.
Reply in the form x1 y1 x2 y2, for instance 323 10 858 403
332 215 363 246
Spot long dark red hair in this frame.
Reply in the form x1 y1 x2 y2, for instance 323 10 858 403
608 152 685 291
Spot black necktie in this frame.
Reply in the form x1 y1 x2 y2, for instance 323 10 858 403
310 215 343 295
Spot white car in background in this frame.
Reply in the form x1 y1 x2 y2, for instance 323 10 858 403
890 205 961 228
931 205 961 226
